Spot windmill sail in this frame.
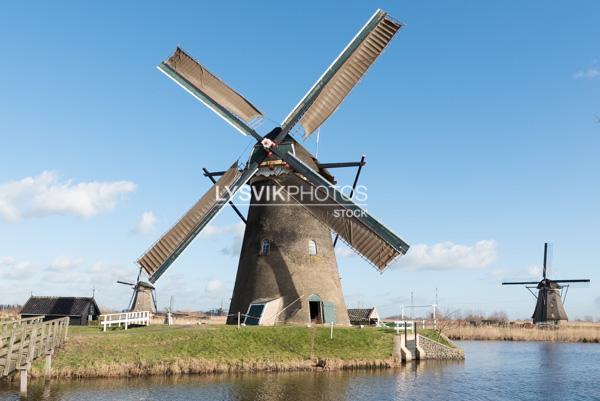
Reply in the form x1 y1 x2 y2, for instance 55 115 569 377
137 163 255 283
281 9 402 139
273 172 408 271
543 242 554 279
159 47 263 138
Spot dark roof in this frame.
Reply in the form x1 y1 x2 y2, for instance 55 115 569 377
21 296 100 317
347 308 375 322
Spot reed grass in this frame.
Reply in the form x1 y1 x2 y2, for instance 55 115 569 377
444 322 600 343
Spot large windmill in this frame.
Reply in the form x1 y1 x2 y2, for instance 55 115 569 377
502 243 590 324
137 9 409 325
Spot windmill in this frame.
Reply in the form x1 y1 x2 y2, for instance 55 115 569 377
116 280 157 313
137 9 410 325
502 243 590 324
165 296 174 325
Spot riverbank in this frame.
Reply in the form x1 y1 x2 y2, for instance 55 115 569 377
23 325 454 379
444 322 600 343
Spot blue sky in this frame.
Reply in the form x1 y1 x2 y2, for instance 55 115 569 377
0 1 598 319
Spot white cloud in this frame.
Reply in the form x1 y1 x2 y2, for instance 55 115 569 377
132 211 157 235
195 222 245 256
205 279 224 293
47 256 84 272
574 68 599 79
155 274 232 312
0 255 141 310
335 245 356 258
527 264 542 278
397 240 497 270
0 256 38 280
199 222 245 238
0 171 136 222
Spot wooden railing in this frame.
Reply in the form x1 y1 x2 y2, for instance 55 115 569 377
0 316 44 337
100 311 150 331
0 316 69 395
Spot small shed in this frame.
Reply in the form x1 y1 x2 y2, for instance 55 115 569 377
20 296 100 326
347 307 380 326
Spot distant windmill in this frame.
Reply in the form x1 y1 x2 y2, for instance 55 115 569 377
502 243 590 324
165 295 174 325
117 279 157 313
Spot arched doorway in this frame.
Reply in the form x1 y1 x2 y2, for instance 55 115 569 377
308 294 323 324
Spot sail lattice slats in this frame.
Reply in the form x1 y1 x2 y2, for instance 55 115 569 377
137 164 242 280
163 47 263 123
274 174 408 271
298 14 401 138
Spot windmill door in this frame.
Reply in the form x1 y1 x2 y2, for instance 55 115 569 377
245 303 265 325
322 301 336 324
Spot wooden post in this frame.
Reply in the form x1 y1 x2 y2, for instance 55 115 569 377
15 327 27 369
3 328 17 376
330 322 334 340
26 325 37 366
19 367 28 395
45 350 53 377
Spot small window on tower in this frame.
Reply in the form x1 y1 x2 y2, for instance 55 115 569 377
308 240 317 256
260 239 270 256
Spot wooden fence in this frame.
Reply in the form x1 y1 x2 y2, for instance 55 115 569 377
0 316 69 395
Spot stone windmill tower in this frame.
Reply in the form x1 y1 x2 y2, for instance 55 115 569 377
136 9 410 325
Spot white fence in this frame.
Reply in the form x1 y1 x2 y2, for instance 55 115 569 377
383 319 438 332
384 320 415 334
100 311 150 332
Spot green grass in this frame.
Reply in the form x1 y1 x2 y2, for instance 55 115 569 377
65 325 395 360
28 325 457 377
31 325 399 377
419 329 455 348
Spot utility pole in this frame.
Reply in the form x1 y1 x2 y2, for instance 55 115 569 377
434 287 439 329
410 291 414 319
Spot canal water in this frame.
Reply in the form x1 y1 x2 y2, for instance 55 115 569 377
1 341 598 401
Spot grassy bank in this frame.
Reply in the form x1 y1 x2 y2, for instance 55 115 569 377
419 329 454 347
29 325 405 378
444 322 600 343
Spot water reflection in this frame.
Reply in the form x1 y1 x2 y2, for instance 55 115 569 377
1 342 598 401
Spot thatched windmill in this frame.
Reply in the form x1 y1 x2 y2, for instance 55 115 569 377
503 243 590 324
136 9 410 325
